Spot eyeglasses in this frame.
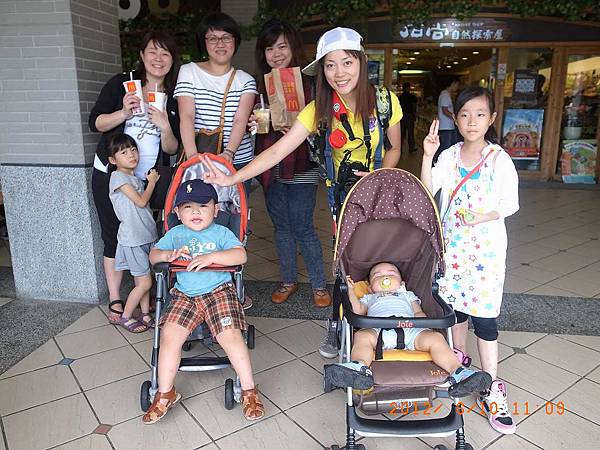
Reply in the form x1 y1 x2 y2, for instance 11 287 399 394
205 35 234 45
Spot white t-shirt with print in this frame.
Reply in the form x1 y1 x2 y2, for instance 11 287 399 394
124 110 160 180
437 89 455 131
174 63 257 165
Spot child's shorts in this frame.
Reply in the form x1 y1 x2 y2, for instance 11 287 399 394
160 282 247 337
114 242 152 276
369 327 427 351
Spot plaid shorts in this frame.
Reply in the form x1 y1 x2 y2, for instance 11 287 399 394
159 283 247 336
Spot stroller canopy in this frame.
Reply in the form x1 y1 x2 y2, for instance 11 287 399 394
334 169 445 314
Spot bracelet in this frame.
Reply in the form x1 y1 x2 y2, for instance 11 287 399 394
223 148 235 156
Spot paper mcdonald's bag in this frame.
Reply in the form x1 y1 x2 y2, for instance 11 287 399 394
264 67 306 131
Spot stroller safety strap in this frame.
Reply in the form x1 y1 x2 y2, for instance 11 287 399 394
375 327 405 360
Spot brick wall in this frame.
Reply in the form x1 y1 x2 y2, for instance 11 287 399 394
0 0 121 165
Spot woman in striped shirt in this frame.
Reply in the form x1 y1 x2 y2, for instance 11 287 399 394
175 12 256 177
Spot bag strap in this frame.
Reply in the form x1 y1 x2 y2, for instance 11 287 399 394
443 149 495 221
219 69 237 129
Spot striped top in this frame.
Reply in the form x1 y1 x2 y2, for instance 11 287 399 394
274 165 320 185
174 63 257 165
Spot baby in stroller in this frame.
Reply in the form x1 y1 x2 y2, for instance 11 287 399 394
325 262 492 398
142 179 264 424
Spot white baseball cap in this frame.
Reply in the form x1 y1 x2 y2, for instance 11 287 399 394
302 27 364 76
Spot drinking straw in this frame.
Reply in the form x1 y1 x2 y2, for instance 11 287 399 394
260 93 265 110
129 71 133 80
155 82 158 93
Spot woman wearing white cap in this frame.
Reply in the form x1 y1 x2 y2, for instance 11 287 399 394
202 26 402 357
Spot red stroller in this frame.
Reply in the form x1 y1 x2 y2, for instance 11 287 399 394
140 154 255 412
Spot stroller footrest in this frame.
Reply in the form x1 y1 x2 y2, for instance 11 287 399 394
356 386 433 416
349 403 464 437
371 360 448 386
179 356 231 372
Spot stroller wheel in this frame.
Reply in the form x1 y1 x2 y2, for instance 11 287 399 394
246 325 255 350
140 380 152 412
224 378 235 410
330 446 340 450
356 444 366 450
459 445 474 450
182 341 193 352
433 446 448 450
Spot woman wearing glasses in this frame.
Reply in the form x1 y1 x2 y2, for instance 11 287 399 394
176 12 256 171
175 12 257 309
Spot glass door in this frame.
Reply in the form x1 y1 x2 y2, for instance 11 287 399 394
558 51 600 183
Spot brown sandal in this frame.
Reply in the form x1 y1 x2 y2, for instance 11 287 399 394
142 387 182 425
241 387 265 421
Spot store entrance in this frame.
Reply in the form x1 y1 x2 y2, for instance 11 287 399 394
367 46 495 156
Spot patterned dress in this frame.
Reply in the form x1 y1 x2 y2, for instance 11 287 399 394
432 143 519 318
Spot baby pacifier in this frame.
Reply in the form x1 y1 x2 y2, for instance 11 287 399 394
380 276 392 289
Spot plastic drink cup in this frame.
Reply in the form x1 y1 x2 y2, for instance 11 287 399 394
148 91 166 112
253 105 270 134
123 79 146 116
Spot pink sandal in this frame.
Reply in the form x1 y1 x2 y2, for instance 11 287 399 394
117 316 148 333
454 348 472 367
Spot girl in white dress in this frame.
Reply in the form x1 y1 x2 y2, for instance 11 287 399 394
421 86 519 435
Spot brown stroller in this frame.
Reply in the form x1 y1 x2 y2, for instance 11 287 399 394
325 168 474 450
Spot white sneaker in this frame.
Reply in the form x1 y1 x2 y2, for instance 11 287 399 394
477 380 516 434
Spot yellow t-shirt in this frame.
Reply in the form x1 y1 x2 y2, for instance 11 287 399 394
297 90 402 172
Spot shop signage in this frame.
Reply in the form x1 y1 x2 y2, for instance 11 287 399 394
395 19 509 42
561 140 598 184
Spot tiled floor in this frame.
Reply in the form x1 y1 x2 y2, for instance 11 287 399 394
1 159 600 448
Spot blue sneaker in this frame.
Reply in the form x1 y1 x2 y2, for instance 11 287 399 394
324 362 374 390
447 367 492 398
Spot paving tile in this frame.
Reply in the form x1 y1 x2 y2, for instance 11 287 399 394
497 354 580 400
244 316 305 334
565 239 600 258
507 265 561 284
0 338 63 379
566 223 600 239
301 351 329 374
485 434 544 450
534 233 591 251
108 405 211 450
3 394 97 450
503 274 541 294
254 359 323 410
57 307 110 336
506 244 559 264
0 297 13 307
55 324 129 359
266 320 325 357
244 260 281 280
185 385 278 440
0 364 80 416
253 245 279 261
420 405 503 450
586 365 600 384
547 275 600 298
557 334 600 352
529 252 598 275
85 373 149 425
525 285 579 297
174 368 236 400
114 322 154 344
70 345 148 390
497 331 546 349
53 434 112 450
517 407 600 450
560 378 600 426
215 413 322 450
526 335 600 376
286 390 348 447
